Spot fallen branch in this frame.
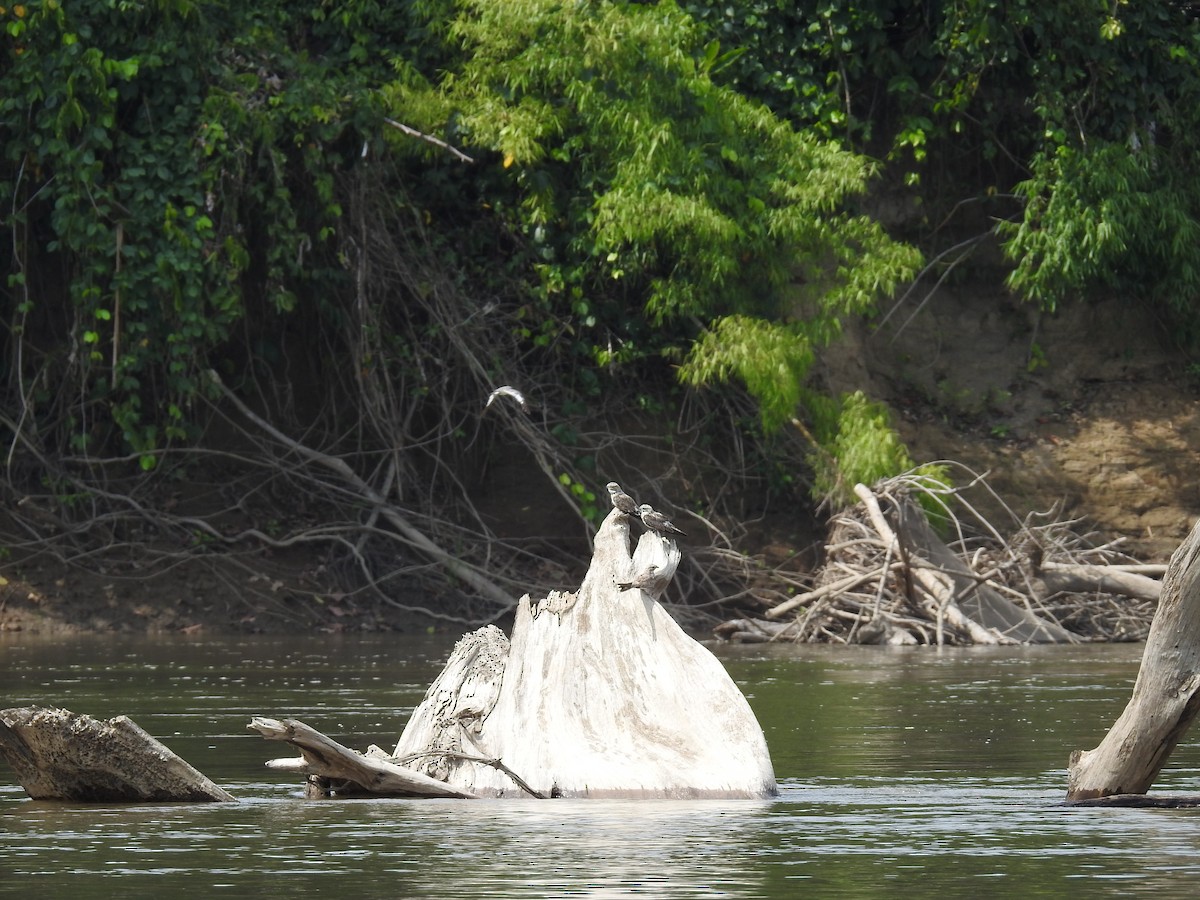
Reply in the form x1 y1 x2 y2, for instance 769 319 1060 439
764 567 894 619
1039 563 1162 601
392 749 545 799
249 716 478 799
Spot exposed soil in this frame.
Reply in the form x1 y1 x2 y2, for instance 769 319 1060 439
2 285 1197 637
846 286 1200 561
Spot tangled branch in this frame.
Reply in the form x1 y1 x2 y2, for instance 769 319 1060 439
716 466 1157 645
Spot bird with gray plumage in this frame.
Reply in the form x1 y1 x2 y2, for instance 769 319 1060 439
637 503 686 537
615 564 662 592
606 481 640 517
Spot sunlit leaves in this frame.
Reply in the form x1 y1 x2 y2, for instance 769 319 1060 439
1002 143 1200 319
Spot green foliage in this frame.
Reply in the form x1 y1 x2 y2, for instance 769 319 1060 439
680 0 913 144
1003 142 1200 318
679 316 814 433
559 472 601 526
413 0 922 494
18 0 1200 524
933 2 1200 325
0 0 419 459
807 390 943 508
679 0 1200 332
422 0 918 339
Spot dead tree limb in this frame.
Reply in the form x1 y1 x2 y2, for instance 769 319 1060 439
207 369 516 613
1039 563 1162 601
249 717 478 799
1066 517 1200 801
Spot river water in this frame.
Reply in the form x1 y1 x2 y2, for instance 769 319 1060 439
2 633 1199 897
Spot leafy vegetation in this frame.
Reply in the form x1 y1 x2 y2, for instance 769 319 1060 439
2 0 1200 616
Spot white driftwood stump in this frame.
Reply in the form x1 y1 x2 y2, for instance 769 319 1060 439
255 507 777 799
1067 517 1200 802
391 508 776 798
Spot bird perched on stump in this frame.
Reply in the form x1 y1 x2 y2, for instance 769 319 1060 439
606 481 640 517
638 503 686 537
616 565 662 592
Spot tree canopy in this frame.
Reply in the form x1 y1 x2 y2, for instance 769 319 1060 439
2 0 1199 614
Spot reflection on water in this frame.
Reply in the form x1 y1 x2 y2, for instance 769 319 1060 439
3 634 1200 897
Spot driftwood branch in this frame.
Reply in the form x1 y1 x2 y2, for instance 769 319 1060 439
765 568 893 620
392 750 546 799
249 716 478 799
1039 563 1161 601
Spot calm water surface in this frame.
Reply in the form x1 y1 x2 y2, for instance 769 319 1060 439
3 633 1200 898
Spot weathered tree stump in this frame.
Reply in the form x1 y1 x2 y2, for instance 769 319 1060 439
0 706 234 802
1066 517 1200 802
256 507 777 799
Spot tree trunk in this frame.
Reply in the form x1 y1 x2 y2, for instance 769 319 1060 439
0 706 234 802
254 508 777 799
1066 517 1200 801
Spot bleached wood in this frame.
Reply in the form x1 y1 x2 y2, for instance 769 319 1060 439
0 706 234 802
764 568 892 619
1039 563 1162 601
392 509 777 799
248 717 475 798
853 483 1076 644
1042 562 1167 577
1067 517 1200 801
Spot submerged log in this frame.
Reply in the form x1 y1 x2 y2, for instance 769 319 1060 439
254 506 777 799
1066 517 1200 802
0 706 234 802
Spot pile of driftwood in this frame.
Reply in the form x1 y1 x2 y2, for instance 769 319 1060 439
716 475 1162 646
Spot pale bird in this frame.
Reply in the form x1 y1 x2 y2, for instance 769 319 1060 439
606 481 640 516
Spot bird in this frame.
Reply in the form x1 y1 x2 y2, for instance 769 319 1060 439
606 481 639 516
637 503 686 537
616 565 661 592
485 385 528 413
